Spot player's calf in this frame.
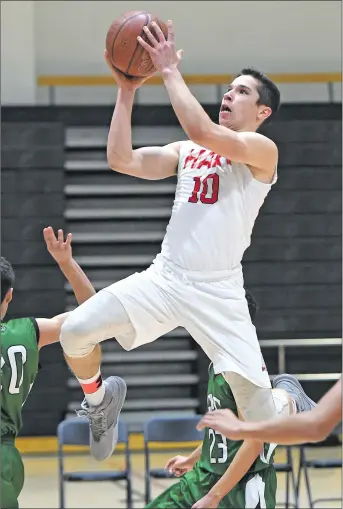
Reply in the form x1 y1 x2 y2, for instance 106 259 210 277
59 290 132 461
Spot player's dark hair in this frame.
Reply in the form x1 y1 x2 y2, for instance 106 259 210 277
237 67 281 125
245 288 258 323
1 257 15 303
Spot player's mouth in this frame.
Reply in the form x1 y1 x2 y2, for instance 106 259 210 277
220 104 232 115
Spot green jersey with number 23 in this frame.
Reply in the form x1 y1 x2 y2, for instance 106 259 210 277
198 364 277 476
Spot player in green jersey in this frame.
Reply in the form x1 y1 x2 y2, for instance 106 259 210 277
1 227 97 509
146 291 316 509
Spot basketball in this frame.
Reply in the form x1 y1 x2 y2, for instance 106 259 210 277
106 11 168 78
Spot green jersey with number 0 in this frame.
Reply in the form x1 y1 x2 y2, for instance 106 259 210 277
198 364 277 476
1 318 39 436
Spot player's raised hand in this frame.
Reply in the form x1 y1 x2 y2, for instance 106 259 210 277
43 226 73 266
137 20 184 74
104 50 155 91
164 455 193 476
197 409 244 440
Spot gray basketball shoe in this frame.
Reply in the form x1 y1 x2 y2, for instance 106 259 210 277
77 376 127 461
272 373 316 413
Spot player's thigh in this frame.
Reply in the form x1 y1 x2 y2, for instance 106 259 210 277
62 288 133 341
104 269 178 350
223 468 276 509
61 269 177 352
1 444 24 508
245 468 277 509
145 479 189 509
1 477 18 509
145 469 213 509
223 372 277 421
223 372 293 422
181 279 270 389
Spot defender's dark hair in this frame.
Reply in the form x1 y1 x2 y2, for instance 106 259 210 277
238 67 281 125
245 288 258 323
1 257 15 303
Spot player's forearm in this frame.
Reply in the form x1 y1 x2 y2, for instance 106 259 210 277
238 384 342 445
208 439 263 501
162 69 236 148
239 416 321 444
58 259 96 305
188 444 202 465
162 68 213 142
107 88 135 166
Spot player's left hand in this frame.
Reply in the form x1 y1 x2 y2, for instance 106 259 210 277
43 226 73 266
192 493 221 509
137 20 184 74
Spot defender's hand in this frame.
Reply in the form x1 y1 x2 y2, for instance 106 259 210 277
43 226 72 266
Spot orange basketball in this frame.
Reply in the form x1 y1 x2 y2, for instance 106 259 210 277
106 11 168 78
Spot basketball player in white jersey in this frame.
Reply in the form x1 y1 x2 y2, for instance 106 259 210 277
58 20 315 461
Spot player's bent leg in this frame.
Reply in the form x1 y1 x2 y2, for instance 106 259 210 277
145 480 187 509
145 468 214 509
60 289 134 359
60 290 133 461
224 372 316 423
223 372 282 422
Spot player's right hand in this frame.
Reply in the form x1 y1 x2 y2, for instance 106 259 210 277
104 50 156 91
164 455 193 477
197 409 244 440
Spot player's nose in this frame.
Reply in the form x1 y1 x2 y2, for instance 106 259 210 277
223 90 234 102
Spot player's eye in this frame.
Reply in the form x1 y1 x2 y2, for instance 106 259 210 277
239 89 248 94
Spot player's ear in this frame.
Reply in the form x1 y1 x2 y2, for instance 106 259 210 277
257 105 271 123
5 288 13 304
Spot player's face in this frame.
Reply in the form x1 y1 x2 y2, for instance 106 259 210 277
219 75 270 131
0 289 12 320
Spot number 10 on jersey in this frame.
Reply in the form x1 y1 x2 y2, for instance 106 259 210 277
188 173 219 204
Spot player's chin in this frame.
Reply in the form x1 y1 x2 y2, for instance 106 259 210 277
219 116 234 129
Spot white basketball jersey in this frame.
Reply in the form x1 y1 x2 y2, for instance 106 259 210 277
159 141 277 271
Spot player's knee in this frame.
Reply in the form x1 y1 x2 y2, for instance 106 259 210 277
272 388 294 417
60 310 96 358
224 371 278 421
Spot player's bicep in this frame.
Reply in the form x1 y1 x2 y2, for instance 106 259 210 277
36 312 70 349
198 126 277 176
111 142 180 180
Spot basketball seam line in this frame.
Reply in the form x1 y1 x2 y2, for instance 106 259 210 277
126 12 150 76
111 11 147 66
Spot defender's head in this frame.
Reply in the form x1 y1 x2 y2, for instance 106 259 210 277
219 67 280 132
1 257 14 320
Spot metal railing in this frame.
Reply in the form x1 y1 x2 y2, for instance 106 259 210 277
259 337 341 381
37 72 342 105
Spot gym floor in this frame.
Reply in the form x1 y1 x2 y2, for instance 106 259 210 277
19 446 341 508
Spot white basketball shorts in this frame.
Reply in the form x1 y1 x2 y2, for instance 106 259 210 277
103 255 271 389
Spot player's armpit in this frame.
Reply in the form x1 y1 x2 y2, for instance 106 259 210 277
36 312 70 349
193 126 277 182
108 142 181 180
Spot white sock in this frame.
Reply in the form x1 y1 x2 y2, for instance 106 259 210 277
78 369 105 407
